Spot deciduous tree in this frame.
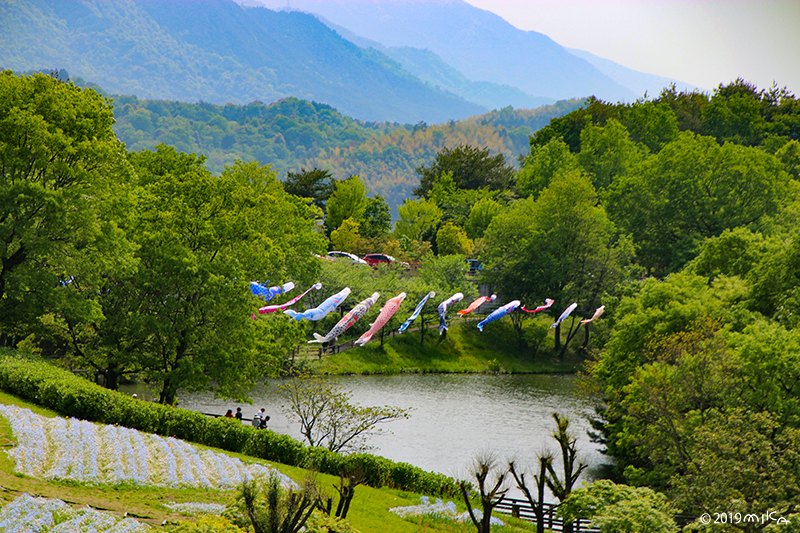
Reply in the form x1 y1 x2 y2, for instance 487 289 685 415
395 198 442 244
483 171 621 353
605 132 789 275
110 148 324 404
279 374 410 453
0 71 134 344
326 175 368 233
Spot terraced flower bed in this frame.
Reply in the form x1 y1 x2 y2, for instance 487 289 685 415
0 404 293 490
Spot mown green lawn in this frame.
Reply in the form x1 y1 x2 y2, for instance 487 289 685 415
305 318 583 376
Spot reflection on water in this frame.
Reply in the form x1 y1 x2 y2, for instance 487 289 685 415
122 373 612 495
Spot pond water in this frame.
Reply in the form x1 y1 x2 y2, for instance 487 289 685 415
124 373 612 497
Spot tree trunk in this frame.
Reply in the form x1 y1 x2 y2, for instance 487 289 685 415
160 371 179 405
104 365 120 391
554 324 561 351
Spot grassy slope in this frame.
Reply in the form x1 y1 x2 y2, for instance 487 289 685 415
306 317 583 376
0 390 537 532
0 390 420 531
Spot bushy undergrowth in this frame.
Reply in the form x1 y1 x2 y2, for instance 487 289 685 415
0 348 460 497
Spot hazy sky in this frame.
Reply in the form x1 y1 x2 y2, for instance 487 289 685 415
464 0 800 94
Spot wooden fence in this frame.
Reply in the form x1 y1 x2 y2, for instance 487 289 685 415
493 498 599 533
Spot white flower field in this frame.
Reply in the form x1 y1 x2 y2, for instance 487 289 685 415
0 404 294 490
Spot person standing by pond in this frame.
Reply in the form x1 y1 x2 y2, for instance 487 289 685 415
235 407 242 421
253 408 269 428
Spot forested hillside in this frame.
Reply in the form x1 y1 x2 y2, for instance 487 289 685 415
113 92 584 211
0 0 485 123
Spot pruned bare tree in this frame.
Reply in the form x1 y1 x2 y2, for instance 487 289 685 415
459 452 509 533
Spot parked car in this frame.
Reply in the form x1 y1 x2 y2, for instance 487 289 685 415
326 251 369 265
362 253 409 268
466 258 483 275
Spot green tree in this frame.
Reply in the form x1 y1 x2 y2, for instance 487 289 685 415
592 307 800 517
0 71 134 345
702 79 766 146
326 175 368 233
358 194 391 239
605 132 789 275
278 374 410 453
589 273 734 395
776 139 800 180
395 198 443 243
517 138 581 198
560 480 678 533
673 409 800 531
578 119 644 191
743 231 800 327
483 171 620 353
330 218 361 253
428 171 498 227
436 222 473 257
622 100 679 153
115 149 324 404
283 167 335 214
686 227 771 280
465 197 503 240
414 145 514 198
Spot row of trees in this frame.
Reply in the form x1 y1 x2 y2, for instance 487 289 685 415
1 71 326 405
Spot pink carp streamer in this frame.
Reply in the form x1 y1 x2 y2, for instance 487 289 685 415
581 305 605 324
355 292 407 346
457 294 496 316
255 283 322 315
521 298 554 313
309 292 380 344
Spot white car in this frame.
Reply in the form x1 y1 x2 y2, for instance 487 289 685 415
325 251 369 265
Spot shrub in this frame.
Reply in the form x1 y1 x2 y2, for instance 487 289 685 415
242 430 308 467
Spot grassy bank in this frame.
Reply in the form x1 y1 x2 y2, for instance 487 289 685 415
304 317 585 375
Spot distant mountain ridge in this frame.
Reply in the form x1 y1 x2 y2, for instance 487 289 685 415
322 19 554 111
566 48 703 98
251 0 637 101
0 0 485 123
253 0 701 102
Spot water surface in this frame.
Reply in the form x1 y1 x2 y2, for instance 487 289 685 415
136 373 612 493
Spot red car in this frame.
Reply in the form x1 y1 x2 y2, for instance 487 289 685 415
362 253 409 268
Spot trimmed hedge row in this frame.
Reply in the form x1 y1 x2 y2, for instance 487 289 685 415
0 350 460 496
